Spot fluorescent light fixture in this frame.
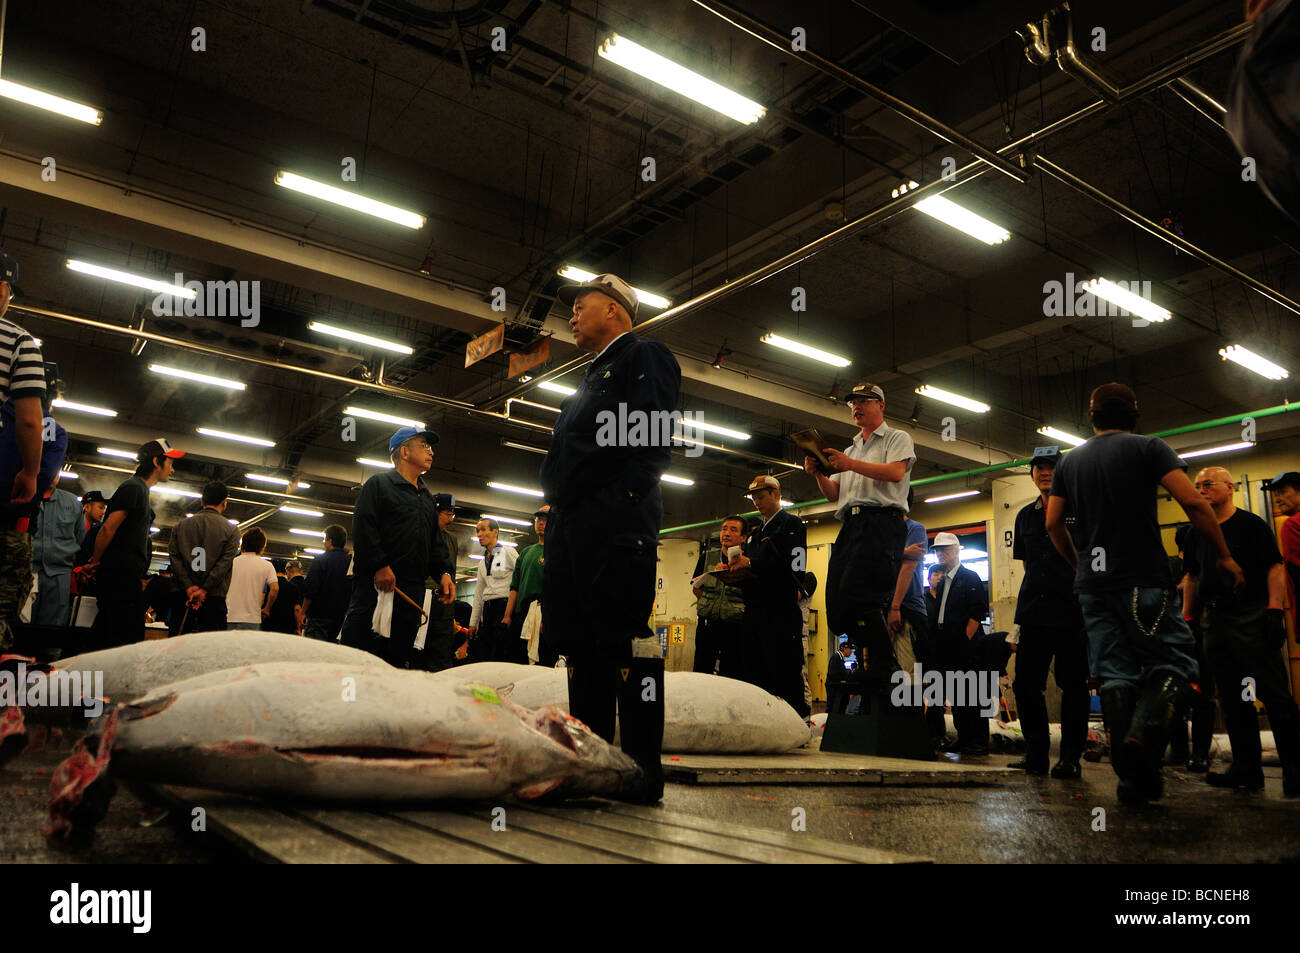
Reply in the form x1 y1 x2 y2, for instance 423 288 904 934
1036 426 1086 447
150 364 244 390
280 505 324 517
502 441 548 456
197 427 275 448
1079 277 1170 323
924 490 981 503
289 528 325 538
342 405 425 429
556 265 672 310
0 79 103 124
52 399 117 417
760 333 851 368
469 554 484 561
58 470 77 480
303 548 325 555
357 457 395 469
274 170 425 229
487 481 545 498
1219 345 1289 380
678 418 750 441
913 196 1010 245
228 519 238 525
66 260 197 298
500 541 518 548
149 526 160 534
779 499 794 508
154 487 202 499
1178 441 1254 460
479 514 534 527
99 447 137 460
245 474 290 487
597 34 765 125
661 473 695 486
308 321 414 355
537 381 578 397
915 384 990 414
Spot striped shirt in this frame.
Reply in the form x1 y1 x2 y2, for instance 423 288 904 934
0 318 46 402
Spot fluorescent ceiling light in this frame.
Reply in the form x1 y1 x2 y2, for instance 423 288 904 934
480 514 534 527
502 441 547 456
487 481 545 498
596 34 765 125
280 505 323 517
556 266 672 310
0 79 103 124
274 170 425 229
924 490 981 503
52 399 116 417
779 499 794 508
500 541 518 548
150 364 245 391
1036 426 1086 448
197 427 275 448
678 418 750 441
760 333 851 368
1178 441 1254 460
357 457 395 469
289 528 325 538
661 473 695 486
1219 345 1289 380
343 405 425 429
915 384 990 414
1079 277 1170 323
228 520 238 525
244 473 311 490
913 196 1010 245
537 381 578 397
469 554 484 561
98 447 136 460
58 470 77 479
303 548 325 555
67 259 198 298
308 321 413 355
153 487 202 499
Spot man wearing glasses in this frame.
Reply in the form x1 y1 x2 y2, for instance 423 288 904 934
1181 466 1298 794
803 382 915 711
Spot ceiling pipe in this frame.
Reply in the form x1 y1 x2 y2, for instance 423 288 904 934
1168 77 1227 127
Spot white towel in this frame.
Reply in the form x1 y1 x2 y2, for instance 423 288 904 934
371 588 394 638
522 599 543 663
412 589 434 650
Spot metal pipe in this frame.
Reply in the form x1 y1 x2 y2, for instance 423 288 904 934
1168 77 1227 127
1174 77 1227 116
1032 155 1300 317
688 0 1028 184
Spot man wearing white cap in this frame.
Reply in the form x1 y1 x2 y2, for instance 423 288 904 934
803 381 915 707
927 531 991 753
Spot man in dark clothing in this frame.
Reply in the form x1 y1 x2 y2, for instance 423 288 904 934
1047 382 1244 805
302 524 351 642
540 273 681 803
826 640 854 714
1168 524 1215 772
928 532 992 754
263 557 303 634
86 438 182 648
420 493 459 671
1010 448 1090 778
1183 465 1298 795
730 475 809 718
691 514 748 678
168 481 240 634
339 427 454 668
74 491 107 586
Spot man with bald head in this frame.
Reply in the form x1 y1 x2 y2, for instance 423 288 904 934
540 273 681 802
1182 465 1298 794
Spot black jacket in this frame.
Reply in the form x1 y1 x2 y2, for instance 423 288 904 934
741 508 807 616
350 469 451 584
927 565 988 645
1013 496 1084 629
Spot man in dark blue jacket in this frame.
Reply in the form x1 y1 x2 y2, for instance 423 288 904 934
540 273 681 803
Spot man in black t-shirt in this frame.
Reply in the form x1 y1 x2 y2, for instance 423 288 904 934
1046 383 1244 805
1182 465 1298 795
263 558 304 634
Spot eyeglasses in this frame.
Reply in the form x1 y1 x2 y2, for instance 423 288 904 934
1193 481 1230 489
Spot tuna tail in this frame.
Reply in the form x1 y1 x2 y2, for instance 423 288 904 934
45 708 120 845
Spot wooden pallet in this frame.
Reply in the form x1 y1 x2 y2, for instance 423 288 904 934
662 749 1015 785
146 786 930 864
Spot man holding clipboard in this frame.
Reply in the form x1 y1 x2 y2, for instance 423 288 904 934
803 382 916 709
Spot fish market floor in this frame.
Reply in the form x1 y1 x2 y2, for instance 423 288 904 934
3 748 1298 863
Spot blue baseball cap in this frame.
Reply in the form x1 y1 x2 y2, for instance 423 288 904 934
433 492 456 511
0 249 23 297
388 426 439 452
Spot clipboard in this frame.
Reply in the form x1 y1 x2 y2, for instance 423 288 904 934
790 428 843 475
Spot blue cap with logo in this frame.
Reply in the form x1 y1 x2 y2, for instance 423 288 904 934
388 426 439 453
0 249 22 297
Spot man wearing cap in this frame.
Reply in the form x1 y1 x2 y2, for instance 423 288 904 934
728 475 810 717
804 382 915 709
826 639 855 715
505 505 550 664
468 518 518 662
419 494 460 671
928 531 992 753
540 272 681 802
1010 448 1089 777
1270 471 1300 638
1046 382 1244 804
340 427 453 667
167 481 240 634
302 524 350 643
79 491 107 537
31 486 86 627
85 438 182 647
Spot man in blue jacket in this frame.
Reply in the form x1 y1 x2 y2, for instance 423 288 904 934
32 486 85 626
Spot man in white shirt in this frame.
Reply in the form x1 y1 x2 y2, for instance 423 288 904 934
803 382 915 707
468 518 518 661
226 526 278 629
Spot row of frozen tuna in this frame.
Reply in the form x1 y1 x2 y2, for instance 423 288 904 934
0 632 810 838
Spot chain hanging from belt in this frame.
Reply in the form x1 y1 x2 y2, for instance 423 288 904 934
1130 587 1168 638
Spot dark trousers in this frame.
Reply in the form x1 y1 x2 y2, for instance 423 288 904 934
91 568 144 649
1013 623 1090 760
420 615 457 672
693 616 744 677
339 577 425 668
1169 618 1215 759
904 608 947 741
936 633 989 748
472 598 518 664
1203 603 1300 773
168 592 228 636
744 603 810 718
826 506 905 635
303 616 342 643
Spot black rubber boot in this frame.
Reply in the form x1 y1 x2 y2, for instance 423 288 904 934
1125 675 1193 803
1050 747 1083 779
1100 684 1143 803
1010 679 1050 773
1165 711 1190 765
1189 684 1216 773
1268 706 1300 797
614 657 665 804
1207 698 1264 791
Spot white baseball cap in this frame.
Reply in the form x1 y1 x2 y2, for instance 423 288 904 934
557 273 639 320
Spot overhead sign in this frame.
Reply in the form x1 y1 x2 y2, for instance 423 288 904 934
464 324 505 368
508 336 551 379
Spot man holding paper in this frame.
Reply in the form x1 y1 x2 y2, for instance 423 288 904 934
803 382 916 708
